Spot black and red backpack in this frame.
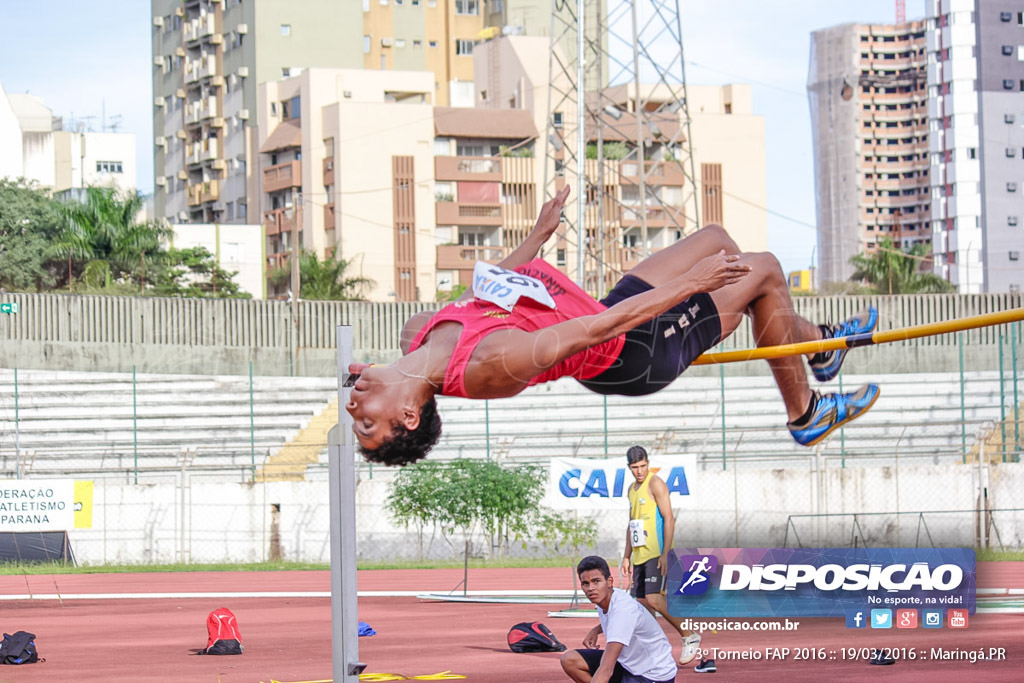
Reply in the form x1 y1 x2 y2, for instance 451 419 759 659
200 608 243 655
506 621 566 653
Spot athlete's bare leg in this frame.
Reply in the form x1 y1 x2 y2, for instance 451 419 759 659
625 224 740 286
710 252 820 421
624 225 820 422
560 650 593 682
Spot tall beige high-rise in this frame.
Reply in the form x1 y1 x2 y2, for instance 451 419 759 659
151 0 363 226
808 21 930 287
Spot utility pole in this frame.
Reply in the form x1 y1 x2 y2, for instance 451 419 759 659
291 192 301 303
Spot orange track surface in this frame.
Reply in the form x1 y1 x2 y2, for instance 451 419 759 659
0 564 1019 682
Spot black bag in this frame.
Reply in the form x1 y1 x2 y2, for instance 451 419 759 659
507 621 566 653
0 631 39 665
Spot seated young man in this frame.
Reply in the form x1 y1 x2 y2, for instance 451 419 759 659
346 186 879 465
560 555 678 683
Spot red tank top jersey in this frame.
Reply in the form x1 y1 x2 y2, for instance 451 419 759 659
408 259 625 398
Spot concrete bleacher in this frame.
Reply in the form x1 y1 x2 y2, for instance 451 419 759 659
430 370 1019 465
0 367 1018 476
0 369 336 475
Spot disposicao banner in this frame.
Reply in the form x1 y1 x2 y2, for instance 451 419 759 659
667 547 976 618
546 454 697 510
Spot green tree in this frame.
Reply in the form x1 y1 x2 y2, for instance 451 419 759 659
269 250 374 300
385 459 545 561
150 246 250 299
48 187 171 292
850 238 954 294
0 179 62 291
437 283 467 302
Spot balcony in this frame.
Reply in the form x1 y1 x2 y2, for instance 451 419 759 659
620 246 664 272
184 55 217 84
186 138 218 166
436 244 507 271
186 179 219 206
324 203 335 231
435 155 502 182
263 161 302 194
619 160 686 186
436 201 503 226
619 204 686 229
263 208 294 236
323 157 334 187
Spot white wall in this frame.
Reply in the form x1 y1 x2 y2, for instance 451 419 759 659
65 461 1024 565
0 83 25 180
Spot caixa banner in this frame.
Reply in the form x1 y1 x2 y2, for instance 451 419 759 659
666 547 976 618
545 454 696 510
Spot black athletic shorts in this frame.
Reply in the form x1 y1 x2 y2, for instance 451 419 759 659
579 275 722 396
631 557 665 600
576 649 676 683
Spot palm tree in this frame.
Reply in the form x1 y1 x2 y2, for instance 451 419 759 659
48 187 171 292
269 250 375 300
850 238 954 294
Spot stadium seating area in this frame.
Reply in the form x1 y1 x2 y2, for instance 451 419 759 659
0 368 1017 477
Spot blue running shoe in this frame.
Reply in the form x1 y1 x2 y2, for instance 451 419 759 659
788 384 880 447
810 307 878 382
694 659 717 673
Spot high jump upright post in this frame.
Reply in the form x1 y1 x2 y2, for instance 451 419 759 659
329 325 364 681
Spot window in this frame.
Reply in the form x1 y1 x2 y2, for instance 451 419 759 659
412 40 421 47
280 24 291 36
1011 251 1020 261
96 161 123 174
428 40 437 47
1003 45 1014 56
1007 113 1017 124
282 67 291 77
1000 11 1012 22
1008 147 1018 158
454 0 479 15
396 39 405 48
455 39 475 56
556 248 567 266
968 147 977 159
1009 216 1019 226
281 96 300 119
1004 79 1016 90
363 35 370 54
1008 182 1018 193
1019 46 1024 61
552 111 563 128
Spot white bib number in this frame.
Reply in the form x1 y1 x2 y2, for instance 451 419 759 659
472 262 556 312
629 519 647 547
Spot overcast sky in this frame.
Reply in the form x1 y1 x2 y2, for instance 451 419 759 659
0 0 926 275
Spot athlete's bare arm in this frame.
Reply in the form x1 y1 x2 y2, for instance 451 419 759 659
649 475 674 574
398 186 571 351
463 251 751 395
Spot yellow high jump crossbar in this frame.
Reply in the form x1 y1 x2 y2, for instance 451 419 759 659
691 307 1024 366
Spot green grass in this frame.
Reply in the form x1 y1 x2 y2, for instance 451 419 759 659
0 556 578 575
4 549 1021 576
975 548 1024 562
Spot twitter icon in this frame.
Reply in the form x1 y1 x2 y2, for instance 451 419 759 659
870 609 892 629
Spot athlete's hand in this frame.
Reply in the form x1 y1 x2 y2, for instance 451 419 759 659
619 557 632 588
657 553 668 575
529 185 571 243
582 626 602 649
683 250 751 293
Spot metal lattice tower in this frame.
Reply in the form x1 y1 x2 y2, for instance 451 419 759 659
543 0 699 294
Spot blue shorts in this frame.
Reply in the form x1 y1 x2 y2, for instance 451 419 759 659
579 275 722 396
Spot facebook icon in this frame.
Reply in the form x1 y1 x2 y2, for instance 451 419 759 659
845 609 867 629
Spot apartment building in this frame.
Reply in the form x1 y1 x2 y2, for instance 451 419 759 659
476 36 766 288
928 0 1024 293
0 84 136 196
150 0 363 225
808 21 930 286
255 69 438 301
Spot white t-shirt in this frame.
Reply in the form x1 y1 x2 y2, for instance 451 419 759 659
597 588 678 681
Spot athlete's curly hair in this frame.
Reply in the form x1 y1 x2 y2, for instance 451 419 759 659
357 396 442 467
